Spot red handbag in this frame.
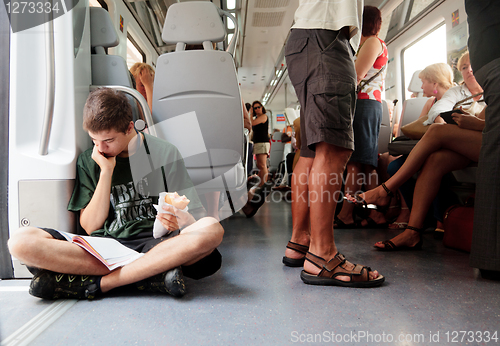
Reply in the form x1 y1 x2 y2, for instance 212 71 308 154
442 198 474 252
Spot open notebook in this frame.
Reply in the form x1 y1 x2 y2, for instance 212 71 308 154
55 230 144 270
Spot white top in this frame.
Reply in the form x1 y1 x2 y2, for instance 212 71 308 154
292 0 364 52
424 84 485 125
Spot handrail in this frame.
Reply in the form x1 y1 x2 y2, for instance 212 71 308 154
89 85 157 137
219 9 239 57
38 18 56 156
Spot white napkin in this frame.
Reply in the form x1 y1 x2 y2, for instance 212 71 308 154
152 192 189 239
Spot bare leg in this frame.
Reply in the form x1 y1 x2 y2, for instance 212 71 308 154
255 153 268 187
101 217 223 292
375 150 471 248
358 164 387 226
359 124 482 206
304 142 380 280
8 227 111 275
284 156 313 260
8 217 223 293
336 162 361 225
389 190 410 229
204 192 221 220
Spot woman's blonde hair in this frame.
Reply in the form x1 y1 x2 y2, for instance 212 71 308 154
418 63 454 90
130 62 155 78
457 51 470 71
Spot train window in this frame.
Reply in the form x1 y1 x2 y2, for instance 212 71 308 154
89 0 107 9
408 0 438 22
402 23 446 100
126 0 164 48
226 0 236 10
127 33 146 69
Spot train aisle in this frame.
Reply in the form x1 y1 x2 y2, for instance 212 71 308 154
1 194 499 345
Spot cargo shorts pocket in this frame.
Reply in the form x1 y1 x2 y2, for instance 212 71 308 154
309 78 355 130
285 37 308 86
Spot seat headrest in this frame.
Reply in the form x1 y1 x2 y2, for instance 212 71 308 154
90 7 119 49
162 1 225 45
408 70 423 93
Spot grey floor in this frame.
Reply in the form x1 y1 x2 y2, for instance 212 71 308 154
1 195 500 345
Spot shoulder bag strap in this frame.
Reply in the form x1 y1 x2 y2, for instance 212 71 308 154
454 91 484 108
357 64 386 93
142 133 169 192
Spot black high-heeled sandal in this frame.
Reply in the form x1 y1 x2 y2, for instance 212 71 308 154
347 183 394 213
374 225 423 251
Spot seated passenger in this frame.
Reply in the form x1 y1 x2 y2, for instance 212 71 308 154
424 52 485 125
130 62 155 112
388 54 484 230
386 62 455 229
8 88 223 300
347 54 485 250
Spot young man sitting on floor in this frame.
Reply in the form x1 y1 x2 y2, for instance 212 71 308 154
8 88 224 299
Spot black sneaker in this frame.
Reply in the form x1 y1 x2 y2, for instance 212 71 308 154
29 270 101 300
136 267 186 298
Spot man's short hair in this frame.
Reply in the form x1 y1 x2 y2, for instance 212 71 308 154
83 88 132 133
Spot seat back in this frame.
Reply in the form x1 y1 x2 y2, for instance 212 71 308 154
378 100 391 153
269 132 284 174
396 97 428 136
151 1 246 215
89 8 147 127
90 8 132 87
408 70 423 98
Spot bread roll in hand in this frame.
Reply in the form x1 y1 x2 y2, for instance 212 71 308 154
164 192 190 210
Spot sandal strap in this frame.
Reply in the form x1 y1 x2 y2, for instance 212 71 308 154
305 252 370 282
304 252 326 269
381 183 394 197
406 225 423 233
381 240 397 250
286 241 309 255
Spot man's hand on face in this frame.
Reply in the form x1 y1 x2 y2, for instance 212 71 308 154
91 145 116 173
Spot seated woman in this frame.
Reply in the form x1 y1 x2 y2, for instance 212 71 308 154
348 52 485 250
386 62 455 229
341 62 453 228
388 53 484 231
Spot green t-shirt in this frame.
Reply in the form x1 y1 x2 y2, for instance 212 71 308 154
68 133 203 239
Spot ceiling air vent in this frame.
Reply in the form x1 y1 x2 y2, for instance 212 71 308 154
255 0 290 8
252 12 285 27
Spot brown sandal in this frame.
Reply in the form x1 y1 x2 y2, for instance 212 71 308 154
300 252 385 288
282 241 309 267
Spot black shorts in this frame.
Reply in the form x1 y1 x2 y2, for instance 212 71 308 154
285 28 356 157
41 228 221 280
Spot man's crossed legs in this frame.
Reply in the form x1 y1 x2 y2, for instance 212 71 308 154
8 217 223 299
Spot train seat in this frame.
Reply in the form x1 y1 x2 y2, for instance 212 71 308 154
408 70 424 98
390 70 427 138
89 7 132 87
378 100 391 153
151 1 246 215
269 132 285 176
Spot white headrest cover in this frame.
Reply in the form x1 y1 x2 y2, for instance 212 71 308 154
162 1 225 45
408 70 423 93
90 7 119 48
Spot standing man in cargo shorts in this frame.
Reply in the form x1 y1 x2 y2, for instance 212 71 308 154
282 0 385 287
